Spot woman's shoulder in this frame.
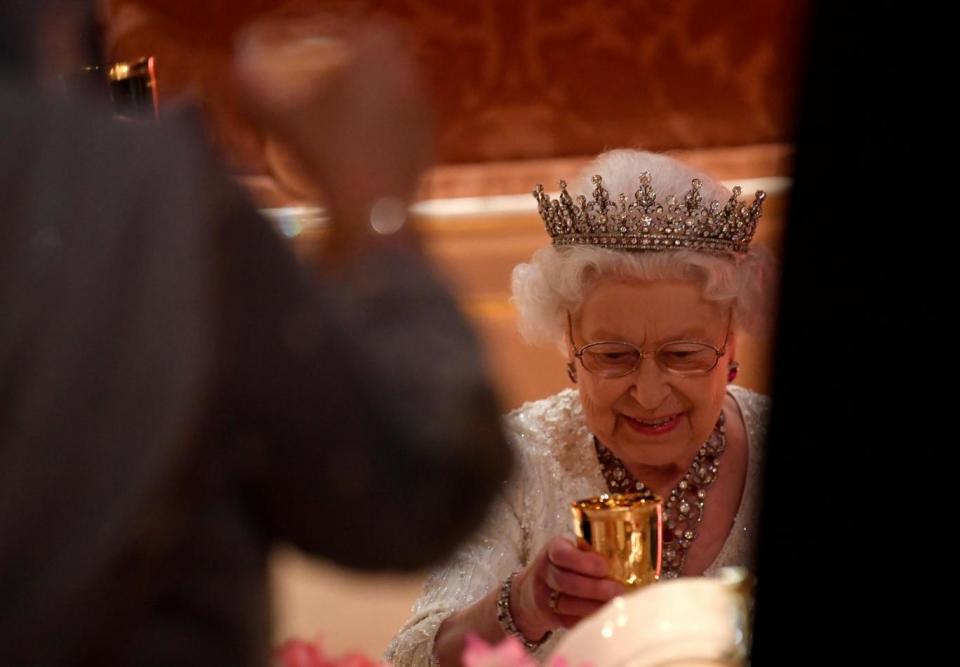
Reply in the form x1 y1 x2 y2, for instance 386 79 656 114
499 388 600 515
503 388 585 442
727 384 770 423
726 384 770 455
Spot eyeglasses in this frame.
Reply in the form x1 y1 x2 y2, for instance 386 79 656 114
567 312 731 379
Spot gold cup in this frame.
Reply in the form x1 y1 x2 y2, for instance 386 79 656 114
571 492 663 588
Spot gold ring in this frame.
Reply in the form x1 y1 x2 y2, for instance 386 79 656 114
548 589 561 611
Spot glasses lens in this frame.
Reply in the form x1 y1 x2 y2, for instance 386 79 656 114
656 342 718 374
580 343 640 377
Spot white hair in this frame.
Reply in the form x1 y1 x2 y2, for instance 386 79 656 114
512 150 776 347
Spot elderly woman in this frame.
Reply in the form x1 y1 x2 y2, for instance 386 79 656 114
386 150 773 666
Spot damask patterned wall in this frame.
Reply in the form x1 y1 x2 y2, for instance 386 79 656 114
105 0 810 173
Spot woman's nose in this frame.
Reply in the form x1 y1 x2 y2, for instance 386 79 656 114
628 356 671 409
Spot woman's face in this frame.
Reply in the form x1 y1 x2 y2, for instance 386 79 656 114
572 279 735 473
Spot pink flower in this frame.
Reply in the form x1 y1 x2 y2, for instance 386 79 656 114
273 638 329 667
333 653 385 667
461 635 540 667
544 658 593 667
274 637 390 667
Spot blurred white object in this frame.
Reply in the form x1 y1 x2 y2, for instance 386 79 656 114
547 568 749 667
260 207 327 238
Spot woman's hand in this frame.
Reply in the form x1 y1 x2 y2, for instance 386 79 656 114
510 536 625 640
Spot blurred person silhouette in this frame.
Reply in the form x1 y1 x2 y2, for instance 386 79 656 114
0 2 511 665
750 0 937 663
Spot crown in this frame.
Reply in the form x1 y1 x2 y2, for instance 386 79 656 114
532 173 765 255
